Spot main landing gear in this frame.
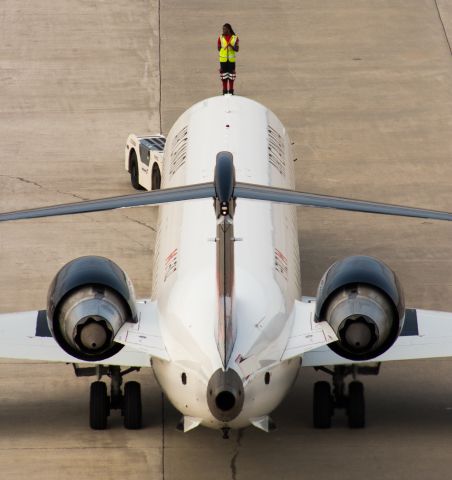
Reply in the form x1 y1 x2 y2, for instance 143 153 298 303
312 364 380 429
73 364 143 430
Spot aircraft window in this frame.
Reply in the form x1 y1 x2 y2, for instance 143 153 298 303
139 143 151 166
141 137 165 152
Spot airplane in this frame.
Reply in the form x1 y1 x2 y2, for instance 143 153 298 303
2 94 452 437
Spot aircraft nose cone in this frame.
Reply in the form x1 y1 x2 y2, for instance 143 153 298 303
207 368 244 422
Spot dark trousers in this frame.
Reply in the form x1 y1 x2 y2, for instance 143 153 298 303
219 62 236 93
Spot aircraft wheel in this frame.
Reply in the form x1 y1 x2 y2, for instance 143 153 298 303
151 163 161 190
347 381 365 428
123 381 142 429
313 381 333 428
129 151 143 190
130 158 141 190
90 381 109 430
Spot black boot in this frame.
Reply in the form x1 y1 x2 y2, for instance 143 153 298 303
223 90 228 95
228 89 234 95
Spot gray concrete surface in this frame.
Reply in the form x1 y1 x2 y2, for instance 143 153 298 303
1 0 452 479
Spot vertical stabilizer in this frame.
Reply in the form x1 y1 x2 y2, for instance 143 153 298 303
214 152 237 367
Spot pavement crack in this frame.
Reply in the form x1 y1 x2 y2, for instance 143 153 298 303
230 428 244 480
54 190 89 201
123 214 157 232
85 216 150 249
2 173 152 247
1 174 90 202
1 174 44 190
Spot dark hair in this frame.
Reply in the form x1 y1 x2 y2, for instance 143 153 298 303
223 23 235 35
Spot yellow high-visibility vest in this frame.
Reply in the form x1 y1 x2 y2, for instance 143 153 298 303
219 35 238 63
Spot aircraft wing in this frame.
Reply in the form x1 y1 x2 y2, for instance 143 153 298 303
0 299 168 367
302 307 452 367
280 299 337 361
237 299 337 378
114 300 170 361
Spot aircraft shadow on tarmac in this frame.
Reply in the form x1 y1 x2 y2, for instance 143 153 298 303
1 364 451 437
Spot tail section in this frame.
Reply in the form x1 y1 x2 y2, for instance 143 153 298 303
214 152 237 367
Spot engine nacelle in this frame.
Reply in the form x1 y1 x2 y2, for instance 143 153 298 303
315 256 405 361
47 256 137 361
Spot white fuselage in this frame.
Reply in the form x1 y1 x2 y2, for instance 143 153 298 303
151 96 302 430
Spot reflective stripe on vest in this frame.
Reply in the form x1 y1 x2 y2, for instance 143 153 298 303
219 35 237 63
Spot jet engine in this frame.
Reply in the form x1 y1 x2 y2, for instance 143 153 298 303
46 256 137 361
315 256 405 361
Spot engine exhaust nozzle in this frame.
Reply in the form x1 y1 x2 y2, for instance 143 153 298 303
58 286 127 355
207 368 244 422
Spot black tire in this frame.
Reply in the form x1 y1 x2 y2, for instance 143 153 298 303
123 381 142 429
347 381 365 428
313 381 333 429
151 163 161 190
129 151 141 190
90 381 109 430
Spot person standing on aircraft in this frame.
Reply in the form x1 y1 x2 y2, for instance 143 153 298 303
218 23 239 95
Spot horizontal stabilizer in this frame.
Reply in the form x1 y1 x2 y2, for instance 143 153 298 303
0 183 215 222
234 182 452 222
2 178 452 223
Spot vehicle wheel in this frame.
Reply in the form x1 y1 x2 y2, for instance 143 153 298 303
313 381 333 428
151 163 161 190
129 151 142 190
90 381 109 430
347 381 365 428
123 381 142 429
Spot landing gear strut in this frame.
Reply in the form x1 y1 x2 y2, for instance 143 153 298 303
73 364 142 430
312 363 380 429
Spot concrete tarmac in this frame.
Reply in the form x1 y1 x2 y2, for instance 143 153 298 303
1 0 452 479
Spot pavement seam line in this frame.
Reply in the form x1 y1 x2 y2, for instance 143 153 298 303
161 391 165 480
158 0 162 134
433 0 452 57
